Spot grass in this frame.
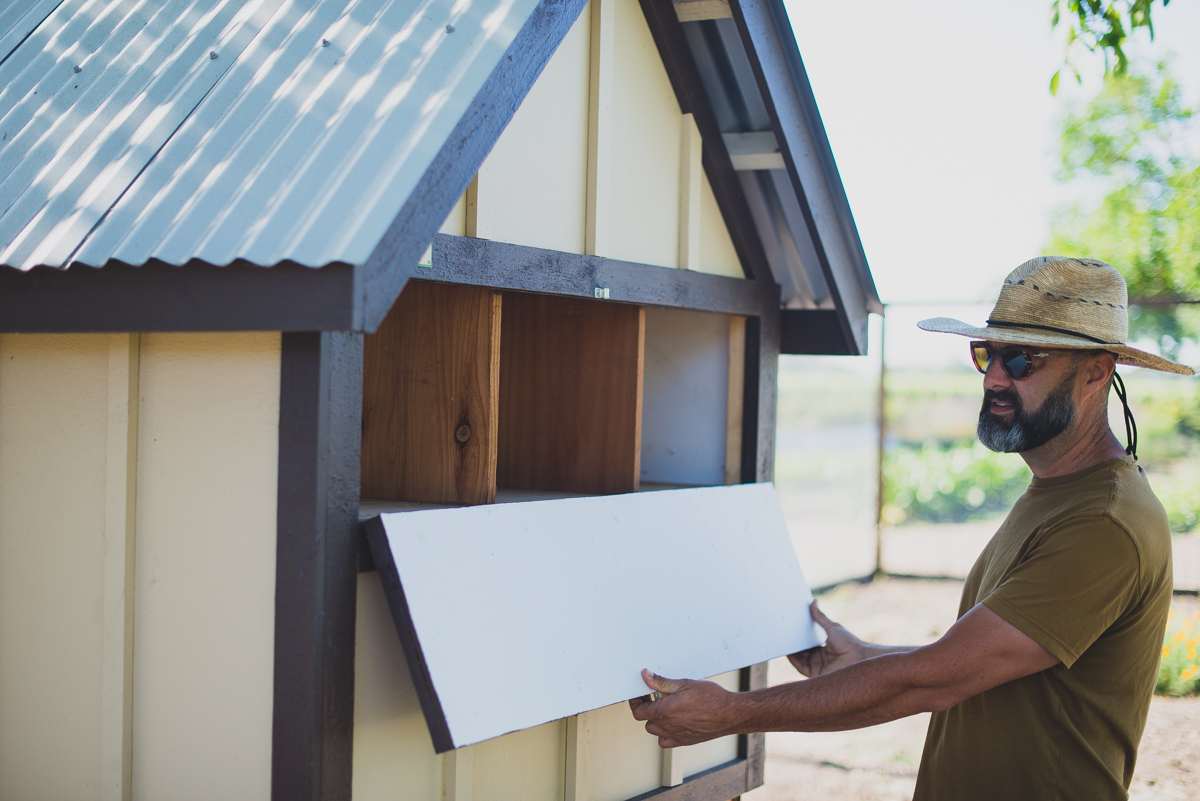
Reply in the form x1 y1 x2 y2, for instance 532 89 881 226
1159 605 1200 696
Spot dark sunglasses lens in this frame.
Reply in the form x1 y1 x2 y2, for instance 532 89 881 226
1000 349 1033 379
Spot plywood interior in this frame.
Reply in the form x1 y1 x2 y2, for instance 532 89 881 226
366 483 821 750
641 307 730 486
498 293 644 495
362 280 501 506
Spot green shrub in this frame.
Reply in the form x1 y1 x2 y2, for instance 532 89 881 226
1157 607 1200 697
883 440 1030 525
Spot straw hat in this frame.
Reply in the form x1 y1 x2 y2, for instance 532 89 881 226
918 256 1194 376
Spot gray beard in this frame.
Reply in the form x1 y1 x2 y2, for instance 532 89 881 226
977 372 1077 453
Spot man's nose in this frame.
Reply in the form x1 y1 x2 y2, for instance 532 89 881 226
983 357 1013 392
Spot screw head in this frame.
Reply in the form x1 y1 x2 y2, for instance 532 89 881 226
445 24 455 33
321 38 330 47
209 50 218 60
73 65 81 73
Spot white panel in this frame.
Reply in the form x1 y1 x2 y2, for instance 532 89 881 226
353 574 442 801
132 332 280 801
607 0 681 268
641 307 728 486
369 482 822 749
0 333 109 800
472 7 589 253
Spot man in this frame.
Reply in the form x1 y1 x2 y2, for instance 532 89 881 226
630 257 1194 800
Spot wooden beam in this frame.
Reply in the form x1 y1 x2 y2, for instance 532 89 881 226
673 0 732 22
586 0 615 257
360 0 591 332
361 281 501 505
498 293 643 495
425 235 778 318
780 308 856 355
724 316 745 485
101 334 138 801
0 260 357 333
273 332 363 801
625 759 748 801
678 113 702 271
739 662 770 789
722 132 785 171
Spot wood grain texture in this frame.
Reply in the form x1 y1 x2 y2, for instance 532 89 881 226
498 292 643 494
273 331 363 801
724 316 745 485
428 234 777 317
361 281 500 505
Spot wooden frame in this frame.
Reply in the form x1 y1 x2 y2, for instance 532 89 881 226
273 332 363 801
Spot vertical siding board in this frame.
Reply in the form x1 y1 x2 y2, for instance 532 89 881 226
273 331 363 801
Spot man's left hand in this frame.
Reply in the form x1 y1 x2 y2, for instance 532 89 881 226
628 668 742 748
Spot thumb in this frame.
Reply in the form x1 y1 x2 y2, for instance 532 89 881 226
810 599 834 631
642 668 689 695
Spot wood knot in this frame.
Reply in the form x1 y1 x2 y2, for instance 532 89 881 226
454 424 472 443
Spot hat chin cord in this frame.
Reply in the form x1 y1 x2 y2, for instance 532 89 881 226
1112 371 1138 460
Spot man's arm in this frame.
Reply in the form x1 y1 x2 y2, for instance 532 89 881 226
630 602 1059 748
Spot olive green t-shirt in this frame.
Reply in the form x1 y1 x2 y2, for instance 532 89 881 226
913 456 1172 801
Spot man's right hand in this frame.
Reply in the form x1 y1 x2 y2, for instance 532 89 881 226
788 600 870 677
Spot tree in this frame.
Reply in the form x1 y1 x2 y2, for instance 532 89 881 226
1047 61 1200 357
1051 0 1174 93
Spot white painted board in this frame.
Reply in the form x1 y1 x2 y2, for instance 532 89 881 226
364 483 823 752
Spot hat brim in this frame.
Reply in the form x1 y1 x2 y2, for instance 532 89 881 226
917 317 1196 376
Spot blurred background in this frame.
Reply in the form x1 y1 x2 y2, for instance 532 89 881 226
772 0 1200 595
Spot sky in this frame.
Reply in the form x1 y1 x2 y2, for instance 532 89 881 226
781 0 1200 369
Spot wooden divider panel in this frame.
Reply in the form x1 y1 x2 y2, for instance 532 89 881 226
499 293 643 494
362 281 501 505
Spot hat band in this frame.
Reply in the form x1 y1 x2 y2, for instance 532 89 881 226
985 319 1120 346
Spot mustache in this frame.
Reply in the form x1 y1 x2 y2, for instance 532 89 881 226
983 388 1020 407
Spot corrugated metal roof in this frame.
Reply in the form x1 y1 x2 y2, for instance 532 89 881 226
0 0 539 270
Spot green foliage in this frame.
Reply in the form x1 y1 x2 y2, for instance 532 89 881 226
1048 61 1200 357
882 441 1031 526
1051 0 1171 90
1157 605 1200 696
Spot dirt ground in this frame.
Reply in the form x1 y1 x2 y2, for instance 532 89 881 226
743 577 1200 801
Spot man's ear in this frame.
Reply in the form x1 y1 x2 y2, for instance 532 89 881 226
1079 352 1117 402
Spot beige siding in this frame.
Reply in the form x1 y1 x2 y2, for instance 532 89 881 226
585 703 661 801
672 670 741 777
697 171 743 278
131 333 280 801
473 720 566 801
0 334 110 800
607 0 682 268
353 574 442 800
470 6 590 252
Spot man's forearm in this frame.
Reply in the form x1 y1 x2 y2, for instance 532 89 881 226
737 650 954 734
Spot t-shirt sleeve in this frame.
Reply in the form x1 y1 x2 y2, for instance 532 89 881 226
980 515 1141 667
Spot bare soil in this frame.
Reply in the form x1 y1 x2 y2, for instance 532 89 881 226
744 577 1200 801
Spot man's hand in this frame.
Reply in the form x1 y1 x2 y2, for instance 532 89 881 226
787 600 869 677
628 669 742 748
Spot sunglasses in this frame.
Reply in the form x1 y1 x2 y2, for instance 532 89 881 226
969 341 1061 379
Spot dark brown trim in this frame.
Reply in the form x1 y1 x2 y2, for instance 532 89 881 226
273 332 364 801
0 260 356 333
425 235 777 317
357 0 590 332
780 308 857 355
361 517 455 752
728 0 872 356
738 662 769 789
626 759 750 801
740 305 780 484
637 0 770 284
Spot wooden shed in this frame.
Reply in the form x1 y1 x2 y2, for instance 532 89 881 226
0 0 880 799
